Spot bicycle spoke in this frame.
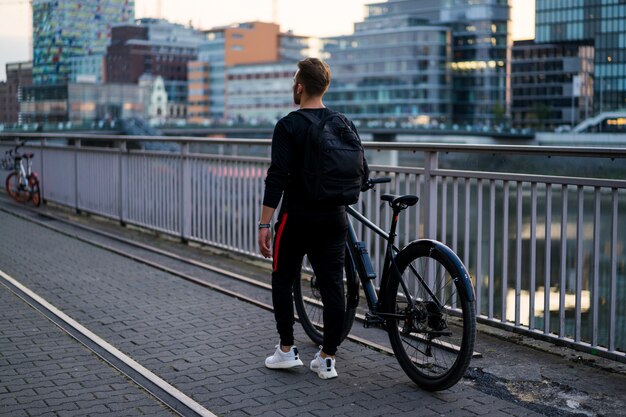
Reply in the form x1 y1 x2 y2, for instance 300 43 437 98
385 241 475 390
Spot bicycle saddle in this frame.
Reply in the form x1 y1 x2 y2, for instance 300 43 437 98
381 194 419 210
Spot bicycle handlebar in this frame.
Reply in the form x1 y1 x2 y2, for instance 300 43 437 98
362 176 392 191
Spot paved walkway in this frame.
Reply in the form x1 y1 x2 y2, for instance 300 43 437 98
1 200 625 417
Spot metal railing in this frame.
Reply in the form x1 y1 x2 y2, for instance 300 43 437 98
1 132 625 362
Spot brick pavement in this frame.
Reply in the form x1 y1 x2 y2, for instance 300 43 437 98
0 206 621 417
0 283 175 417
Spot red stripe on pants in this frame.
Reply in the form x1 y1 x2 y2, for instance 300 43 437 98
272 213 288 272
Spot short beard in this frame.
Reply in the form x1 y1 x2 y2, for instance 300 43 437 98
293 83 301 105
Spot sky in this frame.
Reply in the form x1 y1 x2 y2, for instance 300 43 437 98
0 0 535 81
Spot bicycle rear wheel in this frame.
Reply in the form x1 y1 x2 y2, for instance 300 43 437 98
384 240 476 391
29 175 41 207
5 172 30 203
293 247 359 346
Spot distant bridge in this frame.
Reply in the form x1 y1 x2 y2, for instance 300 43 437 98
160 126 535 141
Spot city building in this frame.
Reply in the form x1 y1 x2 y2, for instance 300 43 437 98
441 0 511 126
69 54 106 84
105 19 205 122
187 61 210 125
511 40 594 131
536 0 626 113
32 0 135 85
20 82 142 125
0 62 33 126
192 21 310 124
323 0 511 127
225 62 297 124
139 74 168 125
323 3 453 127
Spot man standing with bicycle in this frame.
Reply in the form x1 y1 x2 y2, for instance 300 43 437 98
258 57 368 379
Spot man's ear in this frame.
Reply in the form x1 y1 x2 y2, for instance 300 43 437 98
297 84 303 94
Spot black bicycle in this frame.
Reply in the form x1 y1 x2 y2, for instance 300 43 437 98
293 177 476 391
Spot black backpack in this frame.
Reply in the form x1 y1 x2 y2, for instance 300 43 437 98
293 110 367 205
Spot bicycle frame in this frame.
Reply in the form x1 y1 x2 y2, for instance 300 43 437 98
346 203 420 320
345 202 475 325
13 146 34 191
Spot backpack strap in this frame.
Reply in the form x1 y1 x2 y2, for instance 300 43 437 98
292 110 354 131
291 110 322 126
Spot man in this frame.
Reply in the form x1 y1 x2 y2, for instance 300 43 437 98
258 57 367 379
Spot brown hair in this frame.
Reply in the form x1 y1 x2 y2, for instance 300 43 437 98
296 58 331 96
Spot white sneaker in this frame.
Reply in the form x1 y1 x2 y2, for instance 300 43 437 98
309 349 338 379
265 345 304 369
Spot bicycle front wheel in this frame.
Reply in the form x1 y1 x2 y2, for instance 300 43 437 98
384 240 476 391
6 172 30 203
29 175 41 207
293 248 359 346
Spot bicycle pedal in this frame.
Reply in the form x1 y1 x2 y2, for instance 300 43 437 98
364 312 385 328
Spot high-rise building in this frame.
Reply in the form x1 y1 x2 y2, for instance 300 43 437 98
32 0 135 85
324 19 452 127
536 0 626 112
323 0 511 127
511 40 594 130
441 0 511 126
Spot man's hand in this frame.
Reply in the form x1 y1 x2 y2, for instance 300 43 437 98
258 227 272 258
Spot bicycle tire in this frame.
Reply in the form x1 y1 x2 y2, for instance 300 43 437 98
29 175 41 207
293 247 359 346
384 240 476 391
5 172 30 203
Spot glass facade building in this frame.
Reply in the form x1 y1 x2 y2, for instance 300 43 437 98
324 6 452 126
323 0 511 127
441 0 511 126
511 40 594 130
198 30 227 120
226 62 298 123
536 0 626 112
32 0 135 85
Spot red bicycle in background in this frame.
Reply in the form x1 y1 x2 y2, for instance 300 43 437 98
2 142 41 207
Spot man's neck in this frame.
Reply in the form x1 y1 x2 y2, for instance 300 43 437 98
299 96 325 109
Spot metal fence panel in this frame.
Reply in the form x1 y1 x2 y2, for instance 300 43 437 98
1 134 624 363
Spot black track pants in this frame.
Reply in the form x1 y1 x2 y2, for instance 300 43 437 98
271 208 348 356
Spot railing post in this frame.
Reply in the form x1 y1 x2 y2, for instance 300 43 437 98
180 141 191 243
423 150 439 240
74 139 81 214
40 138 46 204
118 140 127 226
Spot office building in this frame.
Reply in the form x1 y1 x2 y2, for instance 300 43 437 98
20 83 142 124
69 54 105 84
511 40 594 130
192 22 310 123
187 61 210 125
32 0 134 85
225 62 297 123
106 19 205 121
0 62 33 126
441 0 511 126
324 0 510 127
536 0 626 112
323 1 452 126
